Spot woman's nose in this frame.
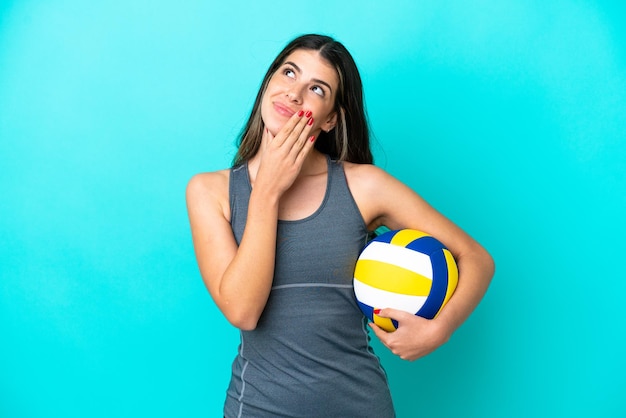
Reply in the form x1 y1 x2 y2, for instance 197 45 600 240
286 86 303 103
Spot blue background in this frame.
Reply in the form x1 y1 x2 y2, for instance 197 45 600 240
1 1 625 417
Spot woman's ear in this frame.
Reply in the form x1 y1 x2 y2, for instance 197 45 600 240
321 111 338 133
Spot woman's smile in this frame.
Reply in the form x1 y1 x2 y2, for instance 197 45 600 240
272 101 296 118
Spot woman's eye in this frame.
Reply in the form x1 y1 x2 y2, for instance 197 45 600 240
312 85 325 96
284 69 295 78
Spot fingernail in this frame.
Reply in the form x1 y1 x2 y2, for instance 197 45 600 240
305 110 312 117
373 309 381 315
309 135 315 142
297 110 304 117
307 117 314 126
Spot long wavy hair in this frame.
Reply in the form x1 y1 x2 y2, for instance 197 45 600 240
233 34 373 166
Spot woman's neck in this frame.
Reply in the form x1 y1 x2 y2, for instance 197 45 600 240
299 149 327 176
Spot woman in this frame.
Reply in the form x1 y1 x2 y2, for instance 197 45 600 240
187 34 494 417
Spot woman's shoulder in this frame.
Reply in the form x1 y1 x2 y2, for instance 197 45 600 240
342 161 392 188
186 168 231 214
187 168 230 192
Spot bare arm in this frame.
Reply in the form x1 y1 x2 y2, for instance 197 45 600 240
346 164 495 360
186 171 279 330
186 112 316 330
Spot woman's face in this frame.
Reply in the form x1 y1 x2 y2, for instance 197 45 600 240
261 49 339 136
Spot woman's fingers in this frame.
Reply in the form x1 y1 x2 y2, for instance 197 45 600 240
272 110 313 148
288 114 315 158
294 130 317 165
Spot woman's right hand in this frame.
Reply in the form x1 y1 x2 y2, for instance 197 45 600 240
253 110 316 197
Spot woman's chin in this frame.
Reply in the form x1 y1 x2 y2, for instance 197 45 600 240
264 121 286 137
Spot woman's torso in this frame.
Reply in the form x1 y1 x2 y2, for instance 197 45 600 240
223 155 395 418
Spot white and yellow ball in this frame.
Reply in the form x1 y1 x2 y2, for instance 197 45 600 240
354 229 458 332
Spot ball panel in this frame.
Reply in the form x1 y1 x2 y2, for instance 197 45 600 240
353 280 427 313
358 241 434 279
405 235 446 255
355 259 432 296
416 249 450 319
389 229 431 246
373 314 398 332
372 229 399 244
440 249 459 310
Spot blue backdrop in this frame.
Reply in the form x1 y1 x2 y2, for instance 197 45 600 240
1 1 625 417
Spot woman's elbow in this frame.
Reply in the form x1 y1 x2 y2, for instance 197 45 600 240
224 309 261 331
462 243 495 283
479 246 496 281
231 318 259 331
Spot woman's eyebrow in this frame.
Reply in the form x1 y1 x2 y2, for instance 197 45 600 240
283 61 333 94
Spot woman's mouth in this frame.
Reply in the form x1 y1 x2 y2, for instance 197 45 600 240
273 102 296 117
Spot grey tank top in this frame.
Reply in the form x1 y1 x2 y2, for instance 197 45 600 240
224 156 395 418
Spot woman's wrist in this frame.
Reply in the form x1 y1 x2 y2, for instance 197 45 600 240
431 313 455 346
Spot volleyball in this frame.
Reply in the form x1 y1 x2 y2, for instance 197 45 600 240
353 229 458 332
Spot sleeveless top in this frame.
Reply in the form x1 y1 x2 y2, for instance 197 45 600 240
224 155 395 418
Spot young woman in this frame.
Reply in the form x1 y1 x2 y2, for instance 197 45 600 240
187 34 494 417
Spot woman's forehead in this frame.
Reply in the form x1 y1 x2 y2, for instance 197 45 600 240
280 49 339 86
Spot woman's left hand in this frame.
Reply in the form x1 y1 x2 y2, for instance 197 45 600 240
368 308 452 361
